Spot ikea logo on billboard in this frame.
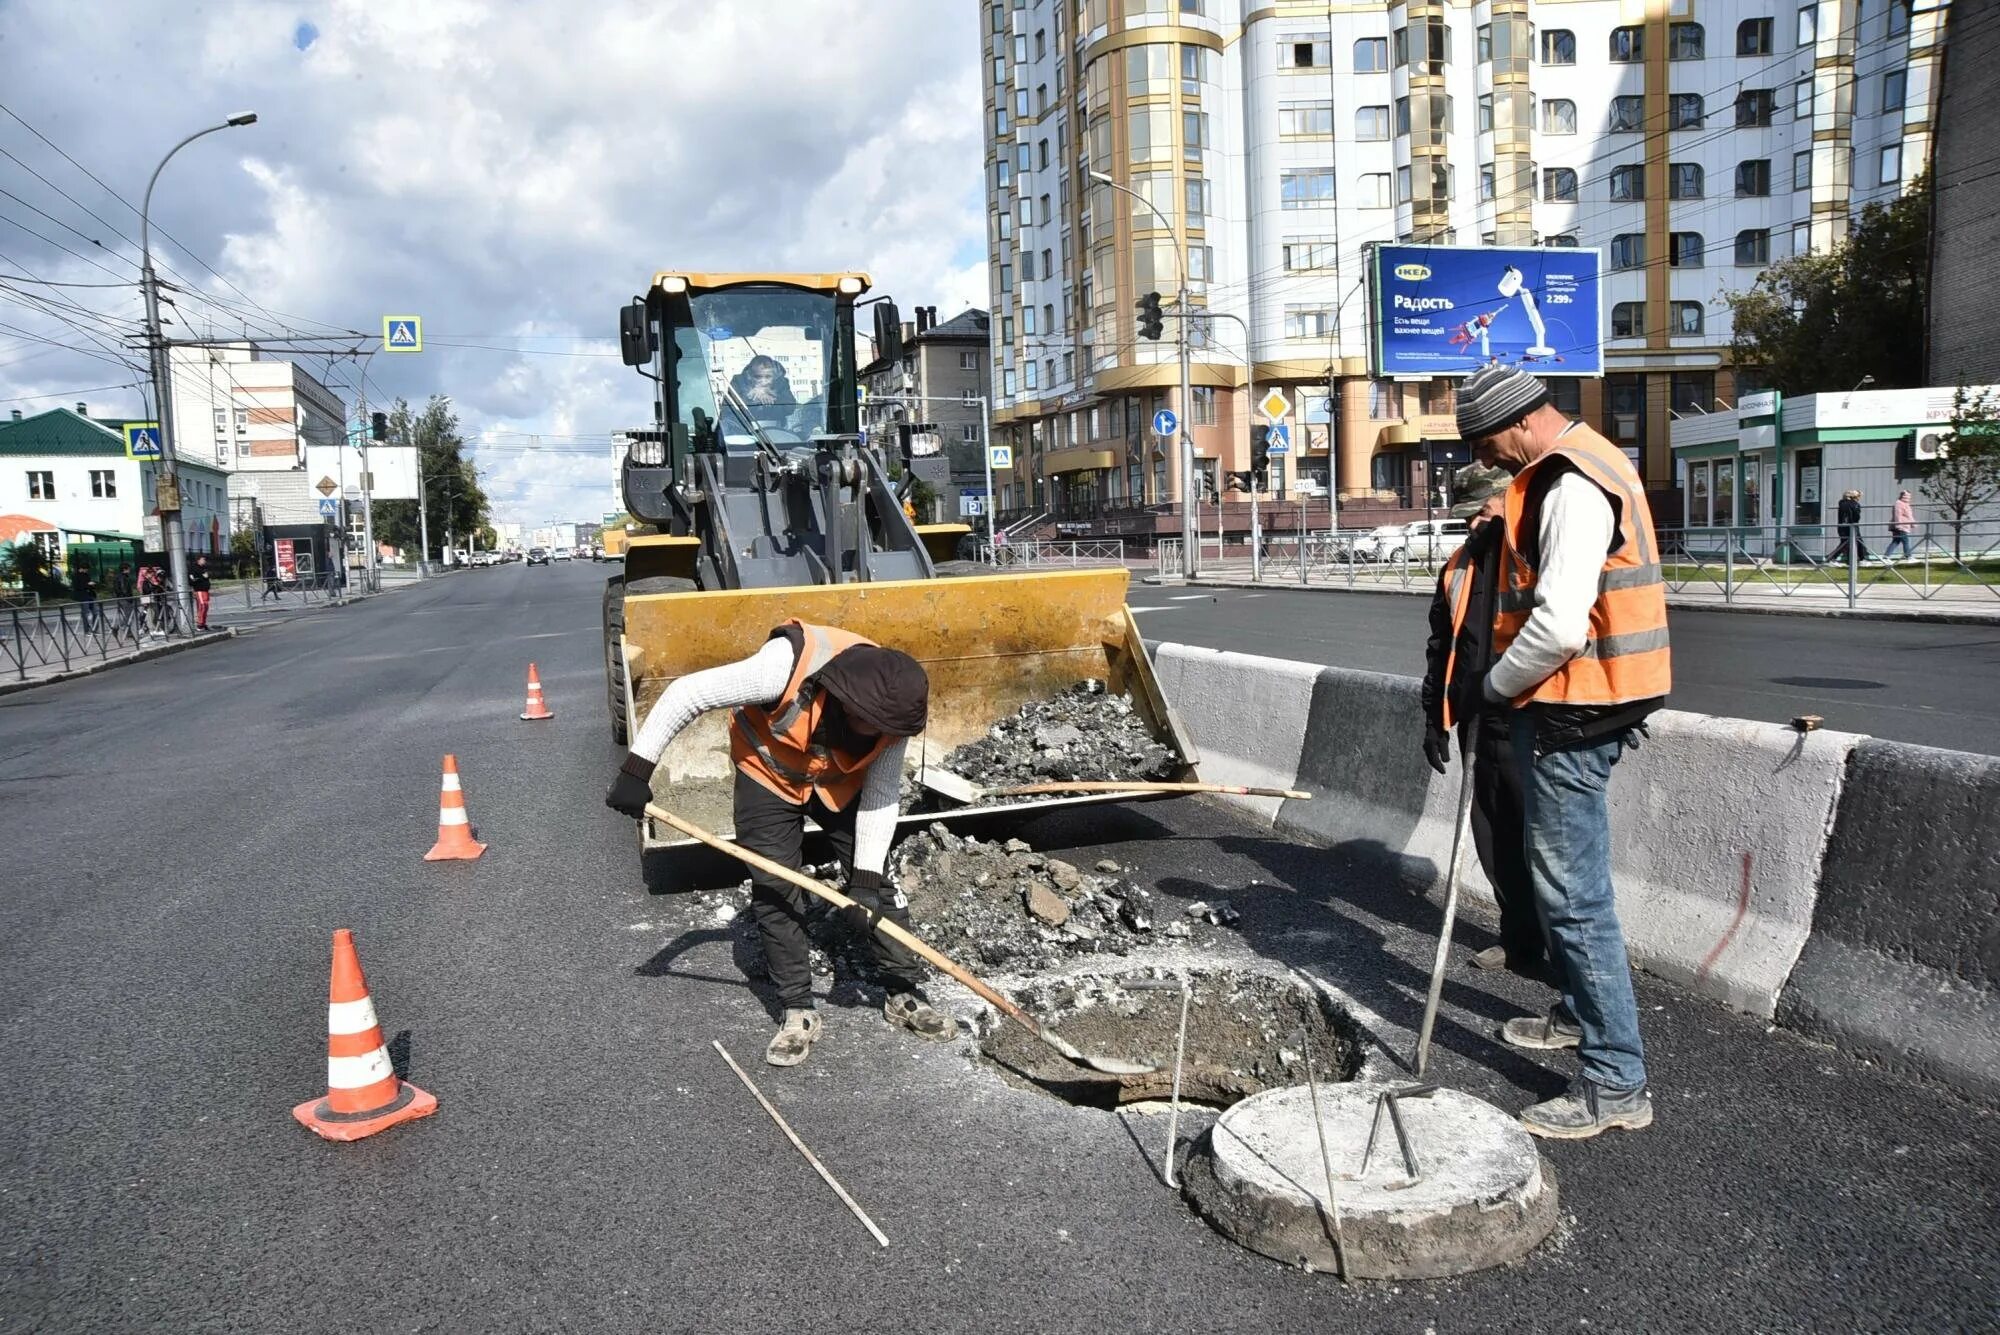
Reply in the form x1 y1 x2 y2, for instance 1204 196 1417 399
1394 263 1432 281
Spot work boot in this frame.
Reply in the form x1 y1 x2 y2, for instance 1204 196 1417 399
1520 1080 1653 1140
1501 1004 1582 1051
765 1008 823 1067
1467 945 1509 970
883 992 955 1042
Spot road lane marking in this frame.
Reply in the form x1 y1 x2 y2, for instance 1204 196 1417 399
1169 594 1211 601
1128 607 1169 615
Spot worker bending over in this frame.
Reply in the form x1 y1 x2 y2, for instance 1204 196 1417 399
606 620 954 1067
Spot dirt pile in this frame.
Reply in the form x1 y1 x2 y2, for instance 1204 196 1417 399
892 823 1218 975
940 679 1177 790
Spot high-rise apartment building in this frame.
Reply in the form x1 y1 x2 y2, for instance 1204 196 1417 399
981 0 1948 525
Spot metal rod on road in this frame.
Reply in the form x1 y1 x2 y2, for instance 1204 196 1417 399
1303 1039 1348 1282
987 780 1312 800
711 1040 889 1248
1412 712 1481 1076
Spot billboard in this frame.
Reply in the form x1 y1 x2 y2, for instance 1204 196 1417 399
1369 245 1602 378
302 445 421 500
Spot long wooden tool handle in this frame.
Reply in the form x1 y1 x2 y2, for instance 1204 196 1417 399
646 804 1052 1042
990 780 1313 800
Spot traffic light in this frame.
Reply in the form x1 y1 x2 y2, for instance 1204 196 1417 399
370 411 387 442
1250 423 1270 490
1136 290 1164 341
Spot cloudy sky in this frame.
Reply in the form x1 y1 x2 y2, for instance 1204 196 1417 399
0 0 988 526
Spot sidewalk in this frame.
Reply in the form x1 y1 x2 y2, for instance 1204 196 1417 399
0 627 237 695
203 566 433 631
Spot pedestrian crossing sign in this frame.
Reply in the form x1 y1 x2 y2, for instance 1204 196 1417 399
383 316 423 353
123 422 162 459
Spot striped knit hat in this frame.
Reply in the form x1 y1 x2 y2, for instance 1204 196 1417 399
1455 364 1550 442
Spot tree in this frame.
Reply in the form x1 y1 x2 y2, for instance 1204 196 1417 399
1922 386 2000 556
370 395 491 561
1724 174 1930 396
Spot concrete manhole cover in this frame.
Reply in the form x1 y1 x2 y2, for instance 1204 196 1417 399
1183 1082 1559 1280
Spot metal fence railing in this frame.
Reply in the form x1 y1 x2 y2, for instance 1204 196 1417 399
979 538 1128 568
1 596 199 681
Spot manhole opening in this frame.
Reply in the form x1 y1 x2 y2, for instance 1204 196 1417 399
977 970 1362 1110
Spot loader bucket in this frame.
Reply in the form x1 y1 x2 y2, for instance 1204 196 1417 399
617 568 1198 862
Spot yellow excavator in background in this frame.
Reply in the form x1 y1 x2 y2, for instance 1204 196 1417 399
602 271 1192 884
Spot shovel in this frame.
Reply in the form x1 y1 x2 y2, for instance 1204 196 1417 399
646 804 1157 1078
986 780 1313 800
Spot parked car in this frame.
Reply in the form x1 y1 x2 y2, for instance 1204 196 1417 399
552 547 573 562
526 547 550 566
1349 524 1407 562
1349 519 1471 565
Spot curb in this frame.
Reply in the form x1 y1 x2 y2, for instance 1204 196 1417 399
1180 576 2000 624
0 628 238 696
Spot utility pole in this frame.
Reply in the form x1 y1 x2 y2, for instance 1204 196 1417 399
416 461 433 575
139 112 257 631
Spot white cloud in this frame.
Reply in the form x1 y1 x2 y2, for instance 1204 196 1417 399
0 0 984 526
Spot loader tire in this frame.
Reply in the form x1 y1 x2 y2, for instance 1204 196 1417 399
604 574 696 746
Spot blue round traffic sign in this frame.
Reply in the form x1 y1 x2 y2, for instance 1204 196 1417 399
1152 409 1178 437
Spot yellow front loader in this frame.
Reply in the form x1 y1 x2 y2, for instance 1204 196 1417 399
603 272 1194 884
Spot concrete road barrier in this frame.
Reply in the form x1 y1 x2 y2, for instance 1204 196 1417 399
1154 644 1318 824
1776 740 2000 1099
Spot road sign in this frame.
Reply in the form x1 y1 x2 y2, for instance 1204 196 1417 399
1258 389 1291 421
988 444 1013 469
1152 408 1178 437
315 475 338 497
1266 423 1291 456
124 422 162 459
318 498 340 519
382 315 423 353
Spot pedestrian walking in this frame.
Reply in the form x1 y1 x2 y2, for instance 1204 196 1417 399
69 561 100 632
1421 461 1547 982
261 559 282 602
136 565 162 635
605 620 955 1068
188 555 212 631
1455 363 1672 1141
1834 489 1870 564
1885 490 1917 561
111 562 136 630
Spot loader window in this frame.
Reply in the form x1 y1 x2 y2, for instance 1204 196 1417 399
676 287 838 452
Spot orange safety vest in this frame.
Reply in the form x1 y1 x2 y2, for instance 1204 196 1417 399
1492 424 1671 709
730 620 893 810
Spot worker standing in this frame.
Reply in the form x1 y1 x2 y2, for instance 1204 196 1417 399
1454 364 1671 1140
605 620 955 1067
1420 461 1547 983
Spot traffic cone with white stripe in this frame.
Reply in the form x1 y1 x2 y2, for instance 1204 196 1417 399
519 662 554 721
292 929 437 1141
424 754 487 861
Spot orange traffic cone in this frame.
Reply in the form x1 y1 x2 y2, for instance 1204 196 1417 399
293 929 438 1141
519 662 554 721
424 754 487 861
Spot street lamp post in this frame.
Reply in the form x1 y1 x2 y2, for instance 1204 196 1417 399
139 111 257 632
1090 170 1194 566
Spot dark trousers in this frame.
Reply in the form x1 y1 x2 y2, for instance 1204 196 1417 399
731 771 923 1011
1462 712 1545 969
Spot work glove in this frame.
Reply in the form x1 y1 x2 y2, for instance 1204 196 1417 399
605 751 656 819
1423 724 1451 776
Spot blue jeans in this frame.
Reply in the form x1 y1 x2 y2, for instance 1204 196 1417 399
1884 531 1915 560
1511 710 1647 1091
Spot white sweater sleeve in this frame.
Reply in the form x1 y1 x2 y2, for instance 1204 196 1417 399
1486 471 1616 701
849 736 908 876
628 637 794 764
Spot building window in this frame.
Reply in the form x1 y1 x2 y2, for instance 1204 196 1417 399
1357 173 1392 208
1041 249 1054 281
995 108 1009 135
1192 386 1216 425
1792 222 1812 257
1880 145 1902 186
1000 264 1014 292
1797 5 1816 47
996 212 1013 242
1670 94 1704 129
234 408 248 435
1181 44 1211 95
26 470 54 500
1541 29 1575 65
1037 193 1051 224
1794 150 1813 191
1670 163 1704 199
212 407 227 437
1397 17 1451 73
1888 1 1908 36
1043 301 1055 332
1670 232 1704 268
1611 302 1645 338
1183 111 1207 161
1547 379 1582 416
1394 92 1452 145
1738 17 1773 55
1669 22 1704 59
962 424 980 442
1542 99 1577 135
1038 139 1050 171
1609 26 1642 62
1610 233 1645 269
1369 380 1400 419
1284 306 1334 339
1671 372 1714 415
1673 302 1705 336
1544 232 1580 248
1279 100 1334 138
1282 239 1338 272
1479 165 1495 201
88 469 115 498
1736 89 1776 127
1280 169 1336 208
1608 164 1645 200
1609 96 1644 132
1542 168 1578 202
1185 176 1209 223
1281 37 1331 69
995 159 1011 190
1735 159 1772 196
1795 79 1813 119
1882 69 1907 113
1353 37 1388 72
1735 229 1771 265
1355 106 1391 141
1023 362 1038 391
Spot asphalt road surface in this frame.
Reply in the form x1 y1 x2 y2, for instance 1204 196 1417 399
2 560 1993 1332
1129 584 2000 754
